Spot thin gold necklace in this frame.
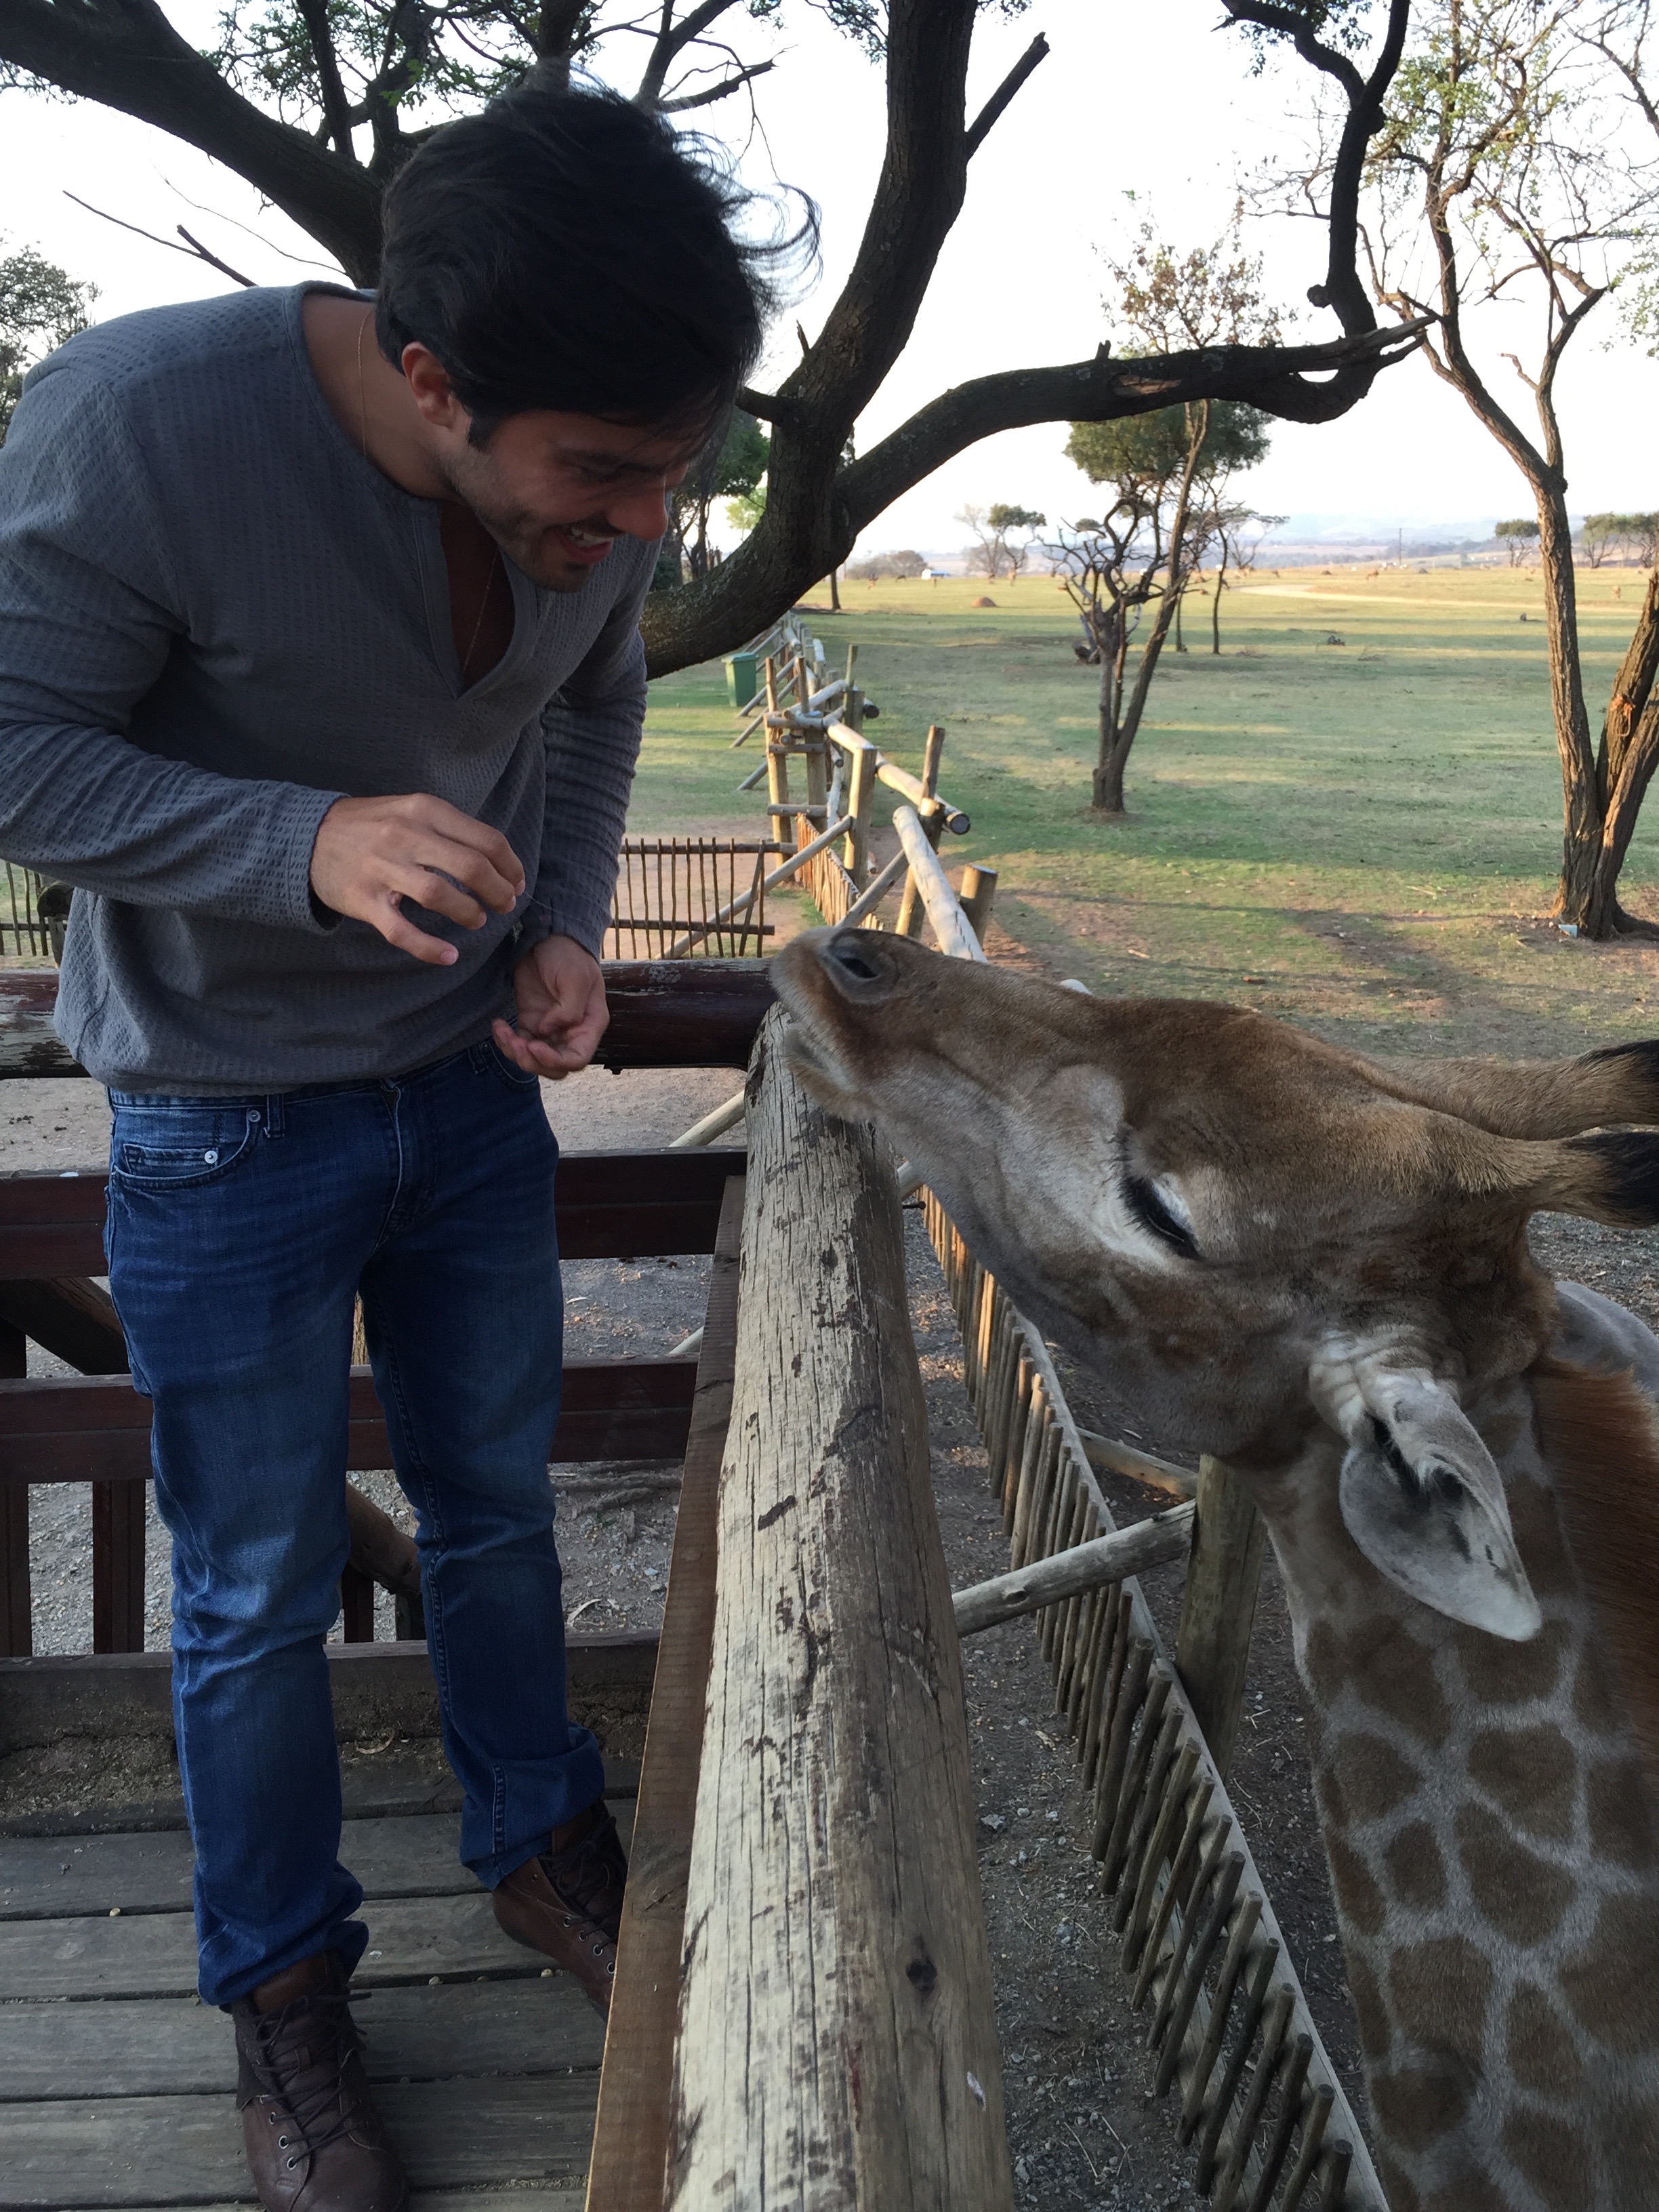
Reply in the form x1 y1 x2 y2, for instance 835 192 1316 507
358 306 500 678
355 306 371 460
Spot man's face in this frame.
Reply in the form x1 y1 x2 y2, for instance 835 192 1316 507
434 401 701 592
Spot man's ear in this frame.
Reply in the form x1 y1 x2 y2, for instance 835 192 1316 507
1313 1356 1542 1641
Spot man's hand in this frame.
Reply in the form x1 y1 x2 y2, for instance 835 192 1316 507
493 935 609 1080
310 793 526 965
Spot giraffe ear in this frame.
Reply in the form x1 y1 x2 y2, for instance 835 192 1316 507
1330 1370 1542 1641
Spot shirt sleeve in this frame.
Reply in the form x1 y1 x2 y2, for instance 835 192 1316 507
0 367 342 930
520 546 653 960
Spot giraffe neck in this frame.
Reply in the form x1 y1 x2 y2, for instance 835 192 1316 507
1256 1372 1659 2212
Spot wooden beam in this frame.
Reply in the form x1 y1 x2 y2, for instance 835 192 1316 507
893 804 987 962
669 1012 1012 2210
1173 1456 1267 1781
0 966 778 1082
0 1315 28 1657
587 1175 743 2212
953 1503 1194 1635
0 1357 700 1485
0 1275 125 1372
0 1149 754 1281
91 1477 146 1654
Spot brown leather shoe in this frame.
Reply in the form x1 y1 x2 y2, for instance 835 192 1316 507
491 1802 627 2015
231 1951 409 2212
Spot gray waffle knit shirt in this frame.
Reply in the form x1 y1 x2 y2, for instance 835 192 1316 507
0 283 654 1092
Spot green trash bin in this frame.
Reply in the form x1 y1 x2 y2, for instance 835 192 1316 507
724 651 760 711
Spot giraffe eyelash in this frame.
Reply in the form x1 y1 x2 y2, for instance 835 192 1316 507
1121 1159 1202 1261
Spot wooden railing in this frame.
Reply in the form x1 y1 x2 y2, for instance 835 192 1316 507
0 966 777 1662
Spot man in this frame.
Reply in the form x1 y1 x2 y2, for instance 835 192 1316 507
0 79 796 2211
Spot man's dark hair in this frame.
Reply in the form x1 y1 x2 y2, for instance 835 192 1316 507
376 78 815 440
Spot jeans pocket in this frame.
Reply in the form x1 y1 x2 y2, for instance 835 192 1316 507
485 1041 543 1092
111 1103 264 1191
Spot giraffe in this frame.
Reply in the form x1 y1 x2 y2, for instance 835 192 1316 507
772 925 1659 2212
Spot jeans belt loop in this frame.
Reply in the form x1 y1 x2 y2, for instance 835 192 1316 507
262 1094 285 1139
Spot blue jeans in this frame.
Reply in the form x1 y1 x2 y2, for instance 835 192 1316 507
105 1041 603 2008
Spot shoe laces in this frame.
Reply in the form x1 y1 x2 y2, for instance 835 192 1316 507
247 1986 367 2163
541 1811 623 1933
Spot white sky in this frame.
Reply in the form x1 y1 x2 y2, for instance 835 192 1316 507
1 0 1652 556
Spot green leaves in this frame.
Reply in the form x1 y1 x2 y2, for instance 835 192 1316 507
0 241 95 444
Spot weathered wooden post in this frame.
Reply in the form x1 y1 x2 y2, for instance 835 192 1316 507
669 1010 1013 2212
1173 1456 1267 1780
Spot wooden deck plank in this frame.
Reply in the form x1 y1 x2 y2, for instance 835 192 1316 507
0 1978 605 2100
3 1891 565 2001
586 1175 743 2212
3 2076 596 2207
2 1808 634 1921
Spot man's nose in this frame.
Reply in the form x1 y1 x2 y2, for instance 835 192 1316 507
603 483 673 540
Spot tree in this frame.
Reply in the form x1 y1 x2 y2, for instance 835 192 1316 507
988 502 1047 581
846 548 926 579
1206 505 1287 653
1060 399 1269 808
1580 512 1620 567
667 409 768 582
1495 517 1541 566
1315 0 1659 933
0 242 95 443
0 0 1425 674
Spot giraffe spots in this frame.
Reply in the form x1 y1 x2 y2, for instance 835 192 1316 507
1559 1896 1659 2055
1424 2179 1510 2212
1586 1757 1658 1869
1468 1724 1577 1842
1382 1822 1447 1911
1389 1934 1492 2054
1454 1804 1574 1945
1375 2152 1423 2212
1374 2152 1423 2212
1500 2108 1595 2212
1325 1829 1385 1938
1347 1947 1393 2063
1505 1984 1586 2100
1571 1645 1626 1738
1453 1616 1569 1705
1602 2097 1659 2203
1305 1616 1449 1746
1371 2059 1475 2150
1325 1731 1424 1824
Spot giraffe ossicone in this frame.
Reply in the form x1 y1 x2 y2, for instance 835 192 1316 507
775 926 1659 2212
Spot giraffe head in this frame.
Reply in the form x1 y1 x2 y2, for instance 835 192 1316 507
773 928 1659 1645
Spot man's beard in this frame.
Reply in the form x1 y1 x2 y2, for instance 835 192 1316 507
441 448 615 594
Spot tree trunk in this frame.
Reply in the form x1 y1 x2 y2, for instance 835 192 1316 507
829 566 842 611
1540 485 1612 933
1212 546 1228 657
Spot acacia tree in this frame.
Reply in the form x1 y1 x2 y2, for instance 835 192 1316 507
0 0 1423 674
1061 400 1270 810
1328 0 1659 933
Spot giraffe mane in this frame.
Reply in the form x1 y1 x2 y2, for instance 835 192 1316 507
1532 1353 1659 1782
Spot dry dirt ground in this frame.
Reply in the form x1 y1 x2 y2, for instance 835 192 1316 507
10 1044 1659 2209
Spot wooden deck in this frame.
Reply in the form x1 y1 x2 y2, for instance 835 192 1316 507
1 1793 636 2207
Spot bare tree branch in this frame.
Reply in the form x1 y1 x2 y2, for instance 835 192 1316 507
64 192 258 286
660 55 775 110
964 31 1048 159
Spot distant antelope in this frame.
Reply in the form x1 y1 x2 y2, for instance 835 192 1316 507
774 927 1659 2212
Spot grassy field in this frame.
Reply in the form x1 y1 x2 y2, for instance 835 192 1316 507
632 566 1659 1062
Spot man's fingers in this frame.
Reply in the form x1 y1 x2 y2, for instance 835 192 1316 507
375 904 460 966
394 797 525 896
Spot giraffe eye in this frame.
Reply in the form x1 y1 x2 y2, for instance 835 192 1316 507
1124 1168 1201 1260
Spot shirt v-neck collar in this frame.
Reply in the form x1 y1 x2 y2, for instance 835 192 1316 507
283 283 531 701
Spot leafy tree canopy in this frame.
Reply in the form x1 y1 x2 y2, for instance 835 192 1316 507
0 243 95 442
1065 402 1270 489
